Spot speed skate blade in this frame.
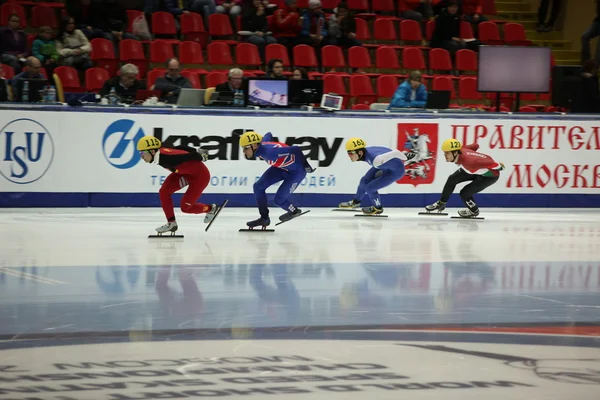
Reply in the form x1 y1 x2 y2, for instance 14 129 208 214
451 216 485 220
148 234 184 239
239 228 275 232
354 214 388 218
275 210 311 226
418 212 449 216
331 208 358 212
205 199 229 232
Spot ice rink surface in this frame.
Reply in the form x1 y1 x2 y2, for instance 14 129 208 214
1 207 600 400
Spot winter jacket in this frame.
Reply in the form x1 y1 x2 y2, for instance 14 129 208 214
388 80 428 108
32 37 59 63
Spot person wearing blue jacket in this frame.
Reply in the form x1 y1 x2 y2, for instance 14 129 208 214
338 137 415 215
240 131 316 228
388 70 428 109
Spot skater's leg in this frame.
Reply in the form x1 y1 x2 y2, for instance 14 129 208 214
459 175 499 212
440 169 476 202
180 162 212 214
364 166 405 208
159 173 184 222
273 170 306 212
354 167 379 202
254 167 286 218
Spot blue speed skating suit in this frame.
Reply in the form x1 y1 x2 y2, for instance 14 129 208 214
354 146 407 208
253 132 314 218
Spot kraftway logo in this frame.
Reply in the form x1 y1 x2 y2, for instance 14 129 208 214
102 119 146 169
0 118 54 184
153 127 342 167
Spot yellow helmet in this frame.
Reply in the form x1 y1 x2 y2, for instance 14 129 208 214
137 136 162 151
345 137 366 152
441 138 462 152
239 131 263 147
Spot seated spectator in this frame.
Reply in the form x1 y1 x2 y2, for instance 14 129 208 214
67 0 106 40
188 0 218 26
216 0 242 17
151 58 192 103
32 26 60 81
241 0 277 62
0 65 9 101
272 0 305 51
215 67 244 93
429 1 465 55
461 0 486 36
0 13 28 73
98 63 146 103
580 0 600 64
398 0 438 22
387 71 427 109
98 0 138 51
56 17 93 71
300 0 327 49
291 67 308 80
10 57 45 102
265 58 285 79
324 2 361 48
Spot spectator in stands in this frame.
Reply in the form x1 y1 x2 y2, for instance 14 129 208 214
580 59 600 113
215 67 244 93
0 65 9 101
272 0 304 51
429 1 465 56
291 67 308 80
151 57 192 103
0 13 28 73
97 0 137 51
242 0 277 62
32 26 60 80
215 0 242 18
66 0 106 40
56 17 93 71
536 0 561 32
387 70 427 109
299 0 327 49
10 57 45 102
323 2 361 48
581 0 600 64
265 58 285 79
461 0 486 36
188 0 218 26
398 0 437 22
98 63 146 103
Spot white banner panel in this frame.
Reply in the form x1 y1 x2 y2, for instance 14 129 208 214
1 110 600 195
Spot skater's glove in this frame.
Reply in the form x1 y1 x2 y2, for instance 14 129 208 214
198 148 209 162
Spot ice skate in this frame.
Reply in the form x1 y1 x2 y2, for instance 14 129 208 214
361 206 383 215
457 208 480 218
203 203 219 223
247 217 271 229
425 200 446 212
338 200 360 209
279 208 303 223
156 221 178 234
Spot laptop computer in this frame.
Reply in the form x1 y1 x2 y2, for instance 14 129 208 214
425 90 451 109
176 88 206 106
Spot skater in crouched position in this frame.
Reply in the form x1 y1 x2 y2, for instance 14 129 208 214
339 137 413 215
240 131 315 228
426 138 504 218
137 136 221 234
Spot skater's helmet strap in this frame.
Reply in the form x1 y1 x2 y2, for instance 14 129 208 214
137 136 162 151
240 131 263 147
346 137 366 152
441 138 462 152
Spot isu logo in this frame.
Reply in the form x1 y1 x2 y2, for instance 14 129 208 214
396 123 439 186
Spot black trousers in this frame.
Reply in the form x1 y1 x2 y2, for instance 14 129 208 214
441 169 499 210
537 0 562 26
